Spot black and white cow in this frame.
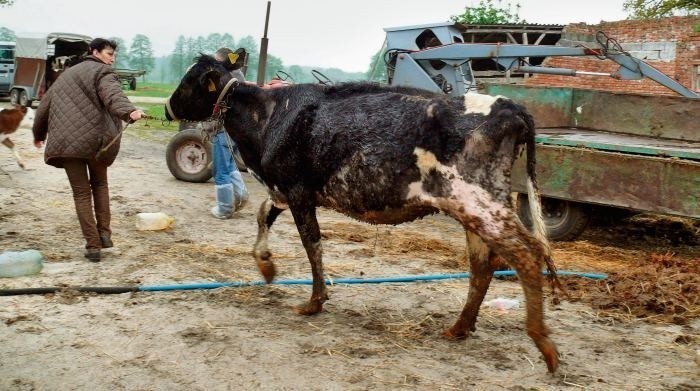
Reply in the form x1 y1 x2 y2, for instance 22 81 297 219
166 55 560 372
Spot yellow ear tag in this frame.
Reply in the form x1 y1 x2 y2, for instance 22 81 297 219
228 53 239 64
208 79 216 92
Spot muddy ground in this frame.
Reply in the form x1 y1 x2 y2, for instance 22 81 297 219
0 111 698 390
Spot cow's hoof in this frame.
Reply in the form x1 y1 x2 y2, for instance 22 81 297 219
257 260 276 283
294 301 322 315
538 338 559 373
442 327 469 340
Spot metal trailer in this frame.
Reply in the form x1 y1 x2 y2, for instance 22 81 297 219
9 32 91 106
0 41 15 95
383 22 699 240
114 68 146 90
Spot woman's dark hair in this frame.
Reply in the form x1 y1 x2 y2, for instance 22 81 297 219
89 38 118 53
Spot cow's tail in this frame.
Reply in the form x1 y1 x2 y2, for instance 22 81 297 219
522 110 564 295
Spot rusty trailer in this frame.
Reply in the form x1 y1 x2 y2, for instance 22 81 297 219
487 84 699 240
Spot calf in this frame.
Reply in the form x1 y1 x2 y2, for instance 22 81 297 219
0 105 34 169
166 55 559 372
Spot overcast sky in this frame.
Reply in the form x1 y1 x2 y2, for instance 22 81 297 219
1 0 629 72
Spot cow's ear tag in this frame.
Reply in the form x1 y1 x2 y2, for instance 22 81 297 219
228 53 239 64
208 79 216 92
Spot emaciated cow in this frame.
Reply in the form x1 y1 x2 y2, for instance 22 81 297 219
0 105 35 169
166 55 560 372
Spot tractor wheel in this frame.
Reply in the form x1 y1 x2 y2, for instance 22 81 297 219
166 127 212 183
518 195 590 241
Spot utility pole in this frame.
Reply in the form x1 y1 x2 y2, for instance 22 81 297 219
256 1 271 86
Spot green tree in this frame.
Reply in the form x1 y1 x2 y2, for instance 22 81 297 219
128 34 155 78
170 35 187 79
286 65 305 83
0 27 15 41
366 50 387 82
221 33 236 51
623 0 699 18
237 35 259 82
203 33 237 53
194 36 206 54
264 54 284 83
204 33 222 54
450 0 525 24
184 37 199 63
109 36 129 69
0 0 15 7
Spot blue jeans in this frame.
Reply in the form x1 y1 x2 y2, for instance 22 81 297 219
212 131 248 203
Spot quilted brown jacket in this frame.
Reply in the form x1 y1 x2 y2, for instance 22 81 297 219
32 56 137 167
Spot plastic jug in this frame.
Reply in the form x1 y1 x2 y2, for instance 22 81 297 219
136 212 174 230
485 297 520 311
0 250 44 278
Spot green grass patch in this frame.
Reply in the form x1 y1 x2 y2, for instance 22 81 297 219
130 103 179 132
124 82 177 98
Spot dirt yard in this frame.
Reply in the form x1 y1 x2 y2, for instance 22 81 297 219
1 110 698 390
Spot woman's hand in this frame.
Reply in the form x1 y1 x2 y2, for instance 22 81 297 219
129 110 146 122
33 140 44 149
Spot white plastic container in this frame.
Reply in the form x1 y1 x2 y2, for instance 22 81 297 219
485 297 520 311
0 250 44 278
136 212 174 231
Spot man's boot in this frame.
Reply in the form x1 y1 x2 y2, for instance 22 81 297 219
211 183 234 219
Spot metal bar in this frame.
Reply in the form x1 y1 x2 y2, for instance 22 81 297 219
533 33 546 45
411 44 597 61
256 1 271 86
608 53 699 98
516 66 577 76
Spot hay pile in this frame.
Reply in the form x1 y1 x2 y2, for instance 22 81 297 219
562 252 699 324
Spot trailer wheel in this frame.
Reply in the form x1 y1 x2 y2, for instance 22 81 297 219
19 90 31 107
9 89 19 105
518 195 590 241
166 127 212 183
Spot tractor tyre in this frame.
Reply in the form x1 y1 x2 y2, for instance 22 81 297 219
166 127 212 183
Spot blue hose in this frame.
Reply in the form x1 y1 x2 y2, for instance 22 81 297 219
139 270 607 292
0 270 607 296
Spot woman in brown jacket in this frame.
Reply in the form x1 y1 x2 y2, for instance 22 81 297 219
32 38 144 262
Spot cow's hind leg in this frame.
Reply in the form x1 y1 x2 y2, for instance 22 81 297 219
443 231 498 339
288 200 327 315
1 138 25 169
254 198 287 283
491 225 559 373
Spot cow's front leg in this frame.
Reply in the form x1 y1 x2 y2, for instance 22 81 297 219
444 231 499 339
2 139 25 170
289 203 327 315
254 198 287 283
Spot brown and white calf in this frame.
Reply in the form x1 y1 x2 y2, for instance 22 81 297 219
0 104 35 169
166 55 560 372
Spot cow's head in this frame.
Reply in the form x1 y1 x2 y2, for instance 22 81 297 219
165 55 230 122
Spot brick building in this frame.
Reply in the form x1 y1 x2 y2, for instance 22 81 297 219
524 16 700 96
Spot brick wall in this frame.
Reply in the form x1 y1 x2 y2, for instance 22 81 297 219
524 16 700 96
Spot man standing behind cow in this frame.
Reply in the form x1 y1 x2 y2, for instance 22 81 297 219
32 38 145 262
209 47 249 219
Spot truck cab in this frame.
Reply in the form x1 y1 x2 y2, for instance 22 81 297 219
0 41 15 96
